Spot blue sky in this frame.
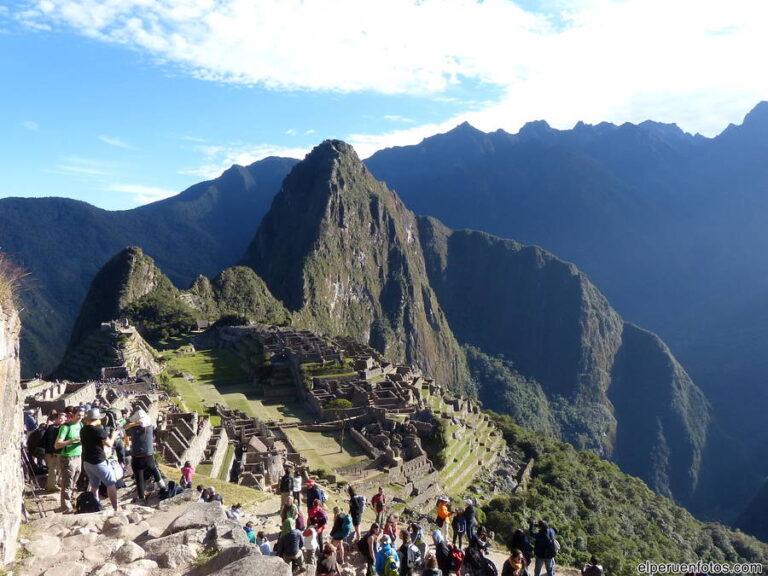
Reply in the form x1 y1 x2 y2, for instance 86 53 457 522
1 0 766 210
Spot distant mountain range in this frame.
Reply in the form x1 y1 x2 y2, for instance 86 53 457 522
4 103 768 530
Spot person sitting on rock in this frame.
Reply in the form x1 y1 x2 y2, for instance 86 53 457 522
180 460 194 489
256 530 272 556
243 521 257 544
317 542 341 576
204 485 223 504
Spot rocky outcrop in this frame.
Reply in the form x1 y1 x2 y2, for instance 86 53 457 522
242 141 470 391
0 299 22 565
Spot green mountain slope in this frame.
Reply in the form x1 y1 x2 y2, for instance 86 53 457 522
242 140 470 391
0 157 296 375
417 216 709 502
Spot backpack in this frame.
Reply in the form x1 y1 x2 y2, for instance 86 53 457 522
357 533 371 556
280 475 292 492
319 488 327 503
340 513 353 539
383 554 399 576
76 491 103 514
352 494 366 514
545 528 560 557
454 515 467 534
406 543 422 568
296 510 306 531
450 546 464 575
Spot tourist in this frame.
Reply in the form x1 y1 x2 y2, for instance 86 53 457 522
469 525 491 553
54 406 84 513
398 528 423 576
124 408 166 501
180 460 194 489
383 514 399 546
359 522 381 576
276 518 304 571
421 554 443 576
329 506 354 564
410 523 427 566
431 530 452 576
243 520 256 544
293 469 303 506
256 530 272 555
303 525 319 565
372 486 387 526
509 529 533 565
317 542 341 576
435 497 452 538
451 507 466 549
281 495 299 523
375 534 400 575
502 549 529 576
280 468 293 506
581 556 604 576
309 497 329 553
43 411 65 491
24 408 38 434
205 485 223 504
529 520 558 576
463 498 477 538
306 477 325 513
80 408 119 511
349 485 367 541
226 502 243 520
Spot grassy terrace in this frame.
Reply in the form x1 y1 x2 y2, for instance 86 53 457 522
163 346 370 479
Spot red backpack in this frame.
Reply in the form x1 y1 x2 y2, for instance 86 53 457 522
450 546 464 575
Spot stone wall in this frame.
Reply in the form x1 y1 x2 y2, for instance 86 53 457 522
0 302 22 565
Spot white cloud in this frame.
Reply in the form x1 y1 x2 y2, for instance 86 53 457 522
15 0 768 137
98 135 136 150
285 129 297 136
20 120 40 131
104 183 178 205
304 129 316 136
180 142 307 180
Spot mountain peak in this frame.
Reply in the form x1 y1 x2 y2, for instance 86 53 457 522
743 100 768 127
518 119 554 139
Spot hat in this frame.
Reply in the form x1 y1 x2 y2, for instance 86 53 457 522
464 498 474 505
85 408 103 421
306 478 315 487
437 496 449 502
131 409 151 427
380 535 391 545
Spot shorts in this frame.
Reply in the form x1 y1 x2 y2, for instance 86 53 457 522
83 460 117 489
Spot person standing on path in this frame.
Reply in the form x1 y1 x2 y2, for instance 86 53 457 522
372 486 387 526
124 408 166 501
43 411 65 491
54 406 84 513
80 408 119 511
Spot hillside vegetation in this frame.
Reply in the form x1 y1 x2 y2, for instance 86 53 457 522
483 414 768 576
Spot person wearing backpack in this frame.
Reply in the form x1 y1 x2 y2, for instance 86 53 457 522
375 534 400 576
451 508 467 549
463 498 477 538
79 408 119 511
398 529 422 576
330 506 354 564
125 408 166 502
306 478 324 513
432 530 452 575
509 529 533 566
349 485 367 541
529 520 558 576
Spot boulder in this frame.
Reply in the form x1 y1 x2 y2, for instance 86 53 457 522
92 562 119 576
140 527 206 557
103 515 130 536
114 558 159 576
196 546 286 576
23 534 61 558
113 541 146 564
206 520 251 550
158 543 198 569
163 502 227 536
43 561 87 576
60 531 98 551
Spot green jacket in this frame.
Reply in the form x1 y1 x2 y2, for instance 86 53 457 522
57 422 83 458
